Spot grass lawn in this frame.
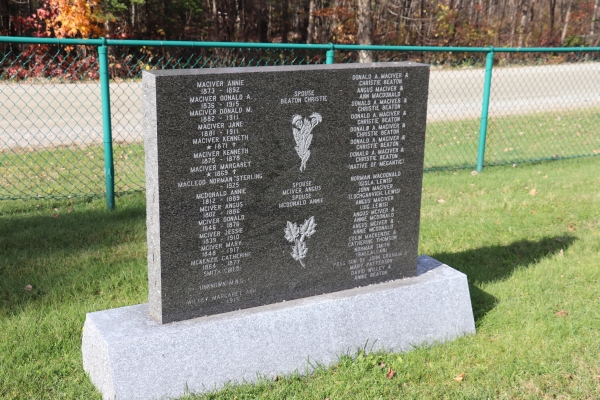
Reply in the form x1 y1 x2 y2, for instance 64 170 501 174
0 142 145 200
1 155 599 399
423 107 600 170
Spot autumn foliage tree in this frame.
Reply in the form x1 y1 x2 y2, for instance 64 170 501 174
4 0 599 47
17 0 105 38
4 0 105 81
50 0 105 37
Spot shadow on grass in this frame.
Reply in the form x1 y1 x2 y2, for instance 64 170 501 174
431 235 577 323
1 200 577 323
0 202 146 258
0 197 146 315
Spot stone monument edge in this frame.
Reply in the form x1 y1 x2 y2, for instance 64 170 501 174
81 318 115 399
142 71 163 323
81 256 475 400
144 61 429 78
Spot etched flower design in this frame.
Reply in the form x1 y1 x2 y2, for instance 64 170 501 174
291 112 322 172
284 216 317 267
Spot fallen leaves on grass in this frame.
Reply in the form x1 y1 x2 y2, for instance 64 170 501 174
555 310 568 317
454 372 465 382
568 223 577 231
529 189 538 196
386 367 396 379
437 198 446 204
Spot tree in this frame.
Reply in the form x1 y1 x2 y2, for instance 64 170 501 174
356 0 373 62
0 0 9 36
16 0 106 38
560 0 572 44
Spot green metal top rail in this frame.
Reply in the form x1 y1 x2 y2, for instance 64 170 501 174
1 36 599 53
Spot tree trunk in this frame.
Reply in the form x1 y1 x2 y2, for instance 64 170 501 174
281 0 289 43
518 0 529 47
420 0 426 45
212 0 219 41
299 0 309 42
549 0 557 40
307 0 316 43
529 0 536 44
356 0 373 62
131 2 136 30
560 0 572 45
559 0 564 23
257 0 269 42
234 0 242 41
468 0 474 25
332 0 341 42
267 3 272 40
498 0 507 46
240 0 254 42
591 0 599 36
0 0 9 35
509 0 515 46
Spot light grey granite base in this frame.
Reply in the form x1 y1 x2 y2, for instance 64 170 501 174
82 256 475 400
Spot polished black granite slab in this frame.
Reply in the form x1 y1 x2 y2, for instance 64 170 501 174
143 62 429 323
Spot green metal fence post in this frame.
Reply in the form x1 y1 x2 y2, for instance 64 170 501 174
98 38 115 210
326 43 335 64
476 48 494 172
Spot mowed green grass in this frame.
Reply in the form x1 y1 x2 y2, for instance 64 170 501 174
1 155 599 399
0 142 145 200
423 107 600 169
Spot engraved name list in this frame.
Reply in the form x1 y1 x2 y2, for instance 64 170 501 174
143 62 429 323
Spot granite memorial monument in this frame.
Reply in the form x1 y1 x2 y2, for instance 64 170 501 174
145 62 428 323
82 62 475 400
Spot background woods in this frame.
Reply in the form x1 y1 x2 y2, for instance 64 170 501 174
1 0 599 47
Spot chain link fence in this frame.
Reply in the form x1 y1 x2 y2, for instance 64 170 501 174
1 39 599 204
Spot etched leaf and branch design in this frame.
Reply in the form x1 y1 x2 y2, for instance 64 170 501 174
291 112 322 172
284 216 317 268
